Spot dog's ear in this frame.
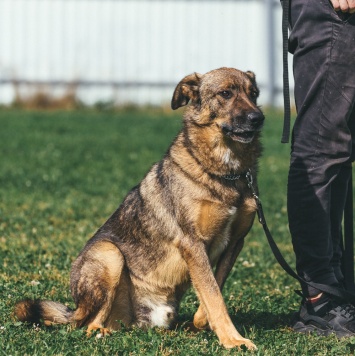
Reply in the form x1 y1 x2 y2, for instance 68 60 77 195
245 71 256 82
171 73 201 110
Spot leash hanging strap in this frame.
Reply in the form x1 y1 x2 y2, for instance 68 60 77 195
281 0 291 143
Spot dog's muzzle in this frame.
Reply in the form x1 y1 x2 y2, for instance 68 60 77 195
221 112 264 144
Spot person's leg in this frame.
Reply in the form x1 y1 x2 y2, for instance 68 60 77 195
329 163 352 283
331 107 355 284
288 0 355 297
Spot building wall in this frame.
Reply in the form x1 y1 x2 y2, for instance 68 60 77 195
0 0 293 107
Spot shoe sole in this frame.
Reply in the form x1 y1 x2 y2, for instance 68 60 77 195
293 320 353 338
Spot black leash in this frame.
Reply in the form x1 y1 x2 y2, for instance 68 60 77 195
245 170 355 303
281 0 291 144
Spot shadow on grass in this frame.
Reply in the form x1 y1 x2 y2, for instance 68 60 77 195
176 309 295 332
230 310 295 330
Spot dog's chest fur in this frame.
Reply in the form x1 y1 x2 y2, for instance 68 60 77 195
206 205 238 265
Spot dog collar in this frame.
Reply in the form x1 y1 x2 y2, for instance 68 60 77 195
222 173 242 181
221 170 251 181
210 170 251 182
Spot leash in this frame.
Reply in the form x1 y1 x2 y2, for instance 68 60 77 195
245 169 355 303
281 0 291 144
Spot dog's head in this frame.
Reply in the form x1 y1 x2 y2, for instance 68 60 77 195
171 67 264 144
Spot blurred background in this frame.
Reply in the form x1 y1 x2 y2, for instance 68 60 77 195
0 0 294 109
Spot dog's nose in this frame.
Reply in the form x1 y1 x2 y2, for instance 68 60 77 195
248 112 265 125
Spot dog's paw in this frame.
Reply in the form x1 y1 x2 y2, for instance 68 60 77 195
221 336 257 350
86 324 111 338
95 328 111 338
193 306 209 330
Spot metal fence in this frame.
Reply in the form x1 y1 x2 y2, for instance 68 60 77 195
0 0 291 107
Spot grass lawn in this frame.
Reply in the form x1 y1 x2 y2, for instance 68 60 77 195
1 108 355 355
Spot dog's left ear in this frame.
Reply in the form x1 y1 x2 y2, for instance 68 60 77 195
171 73 201 110
245 71 256 83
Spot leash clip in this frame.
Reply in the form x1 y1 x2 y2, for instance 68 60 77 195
246 169 258 199
245 169 266 225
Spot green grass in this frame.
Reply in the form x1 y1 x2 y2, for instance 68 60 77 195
1 108 354 355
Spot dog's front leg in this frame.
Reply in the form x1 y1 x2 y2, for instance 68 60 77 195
194 206 256 331
193 237 245 330
180 238 256 350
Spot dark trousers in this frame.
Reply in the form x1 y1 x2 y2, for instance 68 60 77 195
288 0 355 297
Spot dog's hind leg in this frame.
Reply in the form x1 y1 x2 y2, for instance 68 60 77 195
70 240 132 336
104 263 133 331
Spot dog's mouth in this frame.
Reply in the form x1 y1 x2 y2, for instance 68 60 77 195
228 131 255 143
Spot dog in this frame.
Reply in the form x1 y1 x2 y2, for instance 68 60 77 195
15 67 264 350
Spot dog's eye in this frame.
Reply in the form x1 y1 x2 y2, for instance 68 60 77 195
250 90 258 98
219 90 232 99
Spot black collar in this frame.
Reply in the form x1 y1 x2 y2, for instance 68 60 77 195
209 170 252 182
221 170 252 181
221 173 243 181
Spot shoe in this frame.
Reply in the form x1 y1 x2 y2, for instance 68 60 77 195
292 293 355 338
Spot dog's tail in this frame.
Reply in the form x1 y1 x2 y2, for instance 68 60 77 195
14 298 74 326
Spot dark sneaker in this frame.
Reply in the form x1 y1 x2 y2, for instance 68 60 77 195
292 293 355 338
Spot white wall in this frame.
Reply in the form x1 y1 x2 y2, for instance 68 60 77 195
0 0 293 106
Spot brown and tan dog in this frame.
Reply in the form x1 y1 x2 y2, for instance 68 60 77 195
15 67 264 350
